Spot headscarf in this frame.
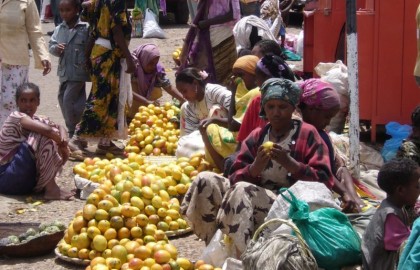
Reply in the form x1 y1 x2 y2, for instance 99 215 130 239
298 78 341 110
132 44 164 98
259 78 301 119
256 54 296 81
233 55 259 75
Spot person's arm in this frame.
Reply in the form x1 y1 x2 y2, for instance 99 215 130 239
163 85 186 104
26 0 51 74
336 166 364 212
20 116 67 146
132 91 157 106
229 127 267 185
48 27 63 57
112 25 135 73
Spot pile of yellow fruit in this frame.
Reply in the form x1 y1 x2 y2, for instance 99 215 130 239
57 180 221 270
172 47 182 66
73 153 213 197
126 103 180 156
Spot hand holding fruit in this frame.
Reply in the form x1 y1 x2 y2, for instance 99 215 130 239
249 145 271 177
270 143 291 165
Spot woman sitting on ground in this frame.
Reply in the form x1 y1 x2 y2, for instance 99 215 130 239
181 78 336 255
0 83 74 200
202 55 260 170
129 44 185 120
298 78 363 212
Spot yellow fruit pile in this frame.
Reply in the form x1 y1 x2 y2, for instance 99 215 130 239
73 153 213 197
172 47 182 66
126 103 180 156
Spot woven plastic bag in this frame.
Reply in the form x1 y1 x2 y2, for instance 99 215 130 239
280 189 362 270
241 218 318 270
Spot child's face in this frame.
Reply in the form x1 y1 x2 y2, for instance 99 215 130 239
176 81 198 102
301 106 340 130
17 89 40 117
59 0 79 24
401 168 420 206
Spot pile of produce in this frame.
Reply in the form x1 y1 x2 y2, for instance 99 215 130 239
0 221 66 246
73 153 213 197
126 104 180 156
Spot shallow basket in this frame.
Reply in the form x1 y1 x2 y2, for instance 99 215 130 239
55 248 90 266
144 155 177 165
0 223 64 258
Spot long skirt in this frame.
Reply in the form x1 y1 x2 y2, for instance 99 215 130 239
75 45 122 137
0 64 29 128
212 35 237 85
181 171 277 254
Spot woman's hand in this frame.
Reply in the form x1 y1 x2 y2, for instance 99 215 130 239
340 192 362 213
249 146 271 177
42 60 51 76
198 118 214 135
270 143 292 165
58 144 70 163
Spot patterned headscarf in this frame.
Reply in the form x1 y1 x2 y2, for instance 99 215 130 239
298 78 340 110
259 78 301 119
233 55 260 75
256 54 295 81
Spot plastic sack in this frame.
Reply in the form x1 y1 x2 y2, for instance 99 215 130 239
381 122 412 162
142 8 166 39
296 30 304 57
201 229 237 268
176 130 205 158
280 189 362 270
74 175 99 200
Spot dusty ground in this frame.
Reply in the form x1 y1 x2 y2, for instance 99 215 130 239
0 17 303 269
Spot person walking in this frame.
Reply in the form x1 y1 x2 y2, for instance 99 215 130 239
0 0 51 128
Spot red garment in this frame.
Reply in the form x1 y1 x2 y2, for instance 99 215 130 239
229 120 335 189
384 213 411 251
236 94 268 142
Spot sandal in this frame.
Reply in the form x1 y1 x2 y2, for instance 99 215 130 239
69 150 85 161
96 142 124 155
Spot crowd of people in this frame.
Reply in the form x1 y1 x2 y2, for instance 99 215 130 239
0 0 419 269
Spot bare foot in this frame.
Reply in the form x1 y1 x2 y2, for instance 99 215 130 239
44 187 75 200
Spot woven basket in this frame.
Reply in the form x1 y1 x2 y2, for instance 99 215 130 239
242 218 317 270
0 223 64 258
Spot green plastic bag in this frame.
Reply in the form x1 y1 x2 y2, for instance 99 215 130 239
280 189 362 270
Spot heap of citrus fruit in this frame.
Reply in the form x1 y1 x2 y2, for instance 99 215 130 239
73 153 213 197
126 103 180 156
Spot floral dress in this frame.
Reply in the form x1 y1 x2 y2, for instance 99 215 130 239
76 0 131 137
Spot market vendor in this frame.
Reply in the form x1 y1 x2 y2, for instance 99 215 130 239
0 83 74 200
129 44 185 119
181 78 336 255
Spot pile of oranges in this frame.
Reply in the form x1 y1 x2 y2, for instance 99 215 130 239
126 103 180 156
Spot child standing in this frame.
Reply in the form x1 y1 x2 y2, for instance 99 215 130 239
49 0 89 142
362 158 420 270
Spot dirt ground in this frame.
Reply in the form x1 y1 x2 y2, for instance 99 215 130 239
0 18 303 269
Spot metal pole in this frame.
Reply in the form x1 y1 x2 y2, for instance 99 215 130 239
346 0 360 178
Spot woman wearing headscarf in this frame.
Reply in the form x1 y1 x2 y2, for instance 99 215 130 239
181 78 335 255
298 78 365 212
202 55 260 170
129 44 185 119
236 54 295 142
